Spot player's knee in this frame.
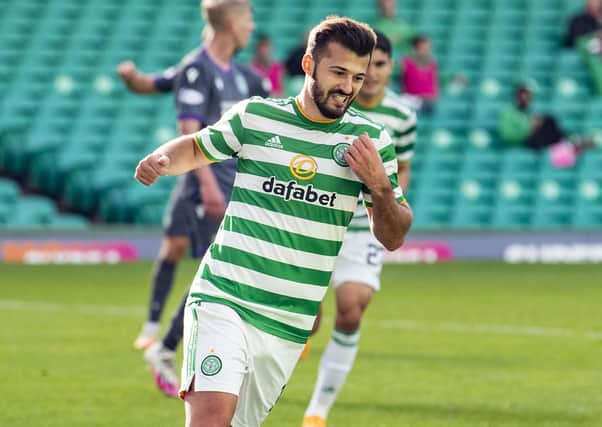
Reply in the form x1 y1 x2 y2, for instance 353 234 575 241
336 306 362 331
187 414 231 427
161 238 188 262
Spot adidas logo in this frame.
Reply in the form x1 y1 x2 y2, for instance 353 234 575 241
265 135 283 149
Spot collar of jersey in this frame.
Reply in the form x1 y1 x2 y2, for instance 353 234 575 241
293 97 342 130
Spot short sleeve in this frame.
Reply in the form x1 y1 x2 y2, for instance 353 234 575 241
193 99 248 162
152 65 177 93
361 129 407 208
175 63 212 124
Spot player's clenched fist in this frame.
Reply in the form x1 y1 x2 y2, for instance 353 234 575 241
135 153 170 186
117 60 137 81
344 133 388 189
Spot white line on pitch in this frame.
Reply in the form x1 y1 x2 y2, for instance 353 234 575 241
379 320 602 341
0 299 144 316
2 299 601 341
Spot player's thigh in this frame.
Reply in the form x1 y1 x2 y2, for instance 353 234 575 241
181 302 249 420
185 391 238 427
233 327 304 427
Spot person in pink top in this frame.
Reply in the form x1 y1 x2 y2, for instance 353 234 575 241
251 34 285 97
401 34 439 113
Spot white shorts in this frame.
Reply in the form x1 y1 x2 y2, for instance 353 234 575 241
180 302 304 427
331 231 384 291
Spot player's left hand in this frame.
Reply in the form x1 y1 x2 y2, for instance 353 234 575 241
344 133 389 191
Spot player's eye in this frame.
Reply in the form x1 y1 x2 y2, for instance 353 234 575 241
354 76 365 82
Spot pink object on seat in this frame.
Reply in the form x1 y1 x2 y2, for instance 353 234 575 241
549 141 577 168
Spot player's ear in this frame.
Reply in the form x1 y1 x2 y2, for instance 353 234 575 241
302 54 315 77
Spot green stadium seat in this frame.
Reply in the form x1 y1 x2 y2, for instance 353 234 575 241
491 203 533 228
48 213 90 230
6 195 58 227
0 178 19 205
531 205 573 228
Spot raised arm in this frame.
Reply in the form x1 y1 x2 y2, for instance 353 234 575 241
117 61 161 94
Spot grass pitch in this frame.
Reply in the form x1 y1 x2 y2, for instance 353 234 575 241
1 261 601 426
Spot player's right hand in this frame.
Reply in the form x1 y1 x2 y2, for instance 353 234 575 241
201 185 226 219
117 60 137 81
135 153 170 186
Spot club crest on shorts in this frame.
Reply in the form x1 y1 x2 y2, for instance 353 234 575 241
332 143 350 167
201 355 222 376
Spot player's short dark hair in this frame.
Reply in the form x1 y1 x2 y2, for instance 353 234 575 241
374 30 392 58
306 16 377 64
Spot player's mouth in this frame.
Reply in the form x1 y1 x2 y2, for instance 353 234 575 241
330 93 349 106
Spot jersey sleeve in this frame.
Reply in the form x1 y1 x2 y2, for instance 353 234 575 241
193 99 248 162
361 129 407 208
152 65 177 93
392 108 417 163
175 63 212 124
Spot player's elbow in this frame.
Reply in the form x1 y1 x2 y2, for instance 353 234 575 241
382 235 405 252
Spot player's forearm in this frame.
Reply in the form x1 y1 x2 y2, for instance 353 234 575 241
153 134 209 175
370 184 413 251
124 73 158 94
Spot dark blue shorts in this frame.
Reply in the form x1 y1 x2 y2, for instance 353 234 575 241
163 196 220 259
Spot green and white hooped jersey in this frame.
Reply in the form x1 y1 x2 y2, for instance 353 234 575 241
189 96 406 344
347 89 417 232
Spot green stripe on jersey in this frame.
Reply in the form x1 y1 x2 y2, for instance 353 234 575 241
230 187 353 227
194 134 220 162
395 143 415 154
223 215 342 256
237 159 361 196
393 125 416 138
200 265 321 316
379 143 397 163
209 129 236 158
210 244 332 286
190 294 311 344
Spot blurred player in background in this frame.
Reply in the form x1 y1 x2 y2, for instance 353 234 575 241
302 31 416 427
117 0 270 397
134 16 412 427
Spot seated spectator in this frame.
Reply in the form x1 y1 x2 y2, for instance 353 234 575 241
400 35 439 114
565 0 602 47
498 84 593 167
372 0 415 57
251 34 284 97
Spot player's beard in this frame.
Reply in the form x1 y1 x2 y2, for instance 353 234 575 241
309 75 355 119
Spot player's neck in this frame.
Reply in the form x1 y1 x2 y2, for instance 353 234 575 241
205 35 236 69
355 91 385 109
